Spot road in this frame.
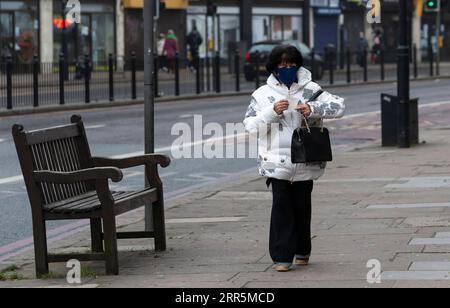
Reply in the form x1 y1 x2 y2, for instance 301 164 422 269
0 78 449 254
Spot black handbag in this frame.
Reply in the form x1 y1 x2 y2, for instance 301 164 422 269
291 90 333 164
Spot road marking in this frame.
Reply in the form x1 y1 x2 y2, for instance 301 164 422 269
409 238 450 245
381 271 450 280
319 177 396 183
0 138 5 143
209 191 272 200
85 124 106 130
326 100 450 123
409 262 450 271
368 202 450 210
36 284 99 289
113 133 248 158
435 232 450 238
386 177 450 189
166 217 245 224
0 175 23 185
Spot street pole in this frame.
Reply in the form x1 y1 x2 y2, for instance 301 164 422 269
435 9 441 76
144 0 155 230
397 0 410 148
61 0 69 80
302 0 311 47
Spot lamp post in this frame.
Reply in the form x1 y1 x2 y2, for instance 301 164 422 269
61 0 69 80
397 0 410 148
143 0 155 230
303 0 311 47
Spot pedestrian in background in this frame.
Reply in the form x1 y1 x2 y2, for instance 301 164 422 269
357 32 368 68
243 45 345 272
187 25 203 72
163 30 179 74
157 33 168 72
371 29 382 64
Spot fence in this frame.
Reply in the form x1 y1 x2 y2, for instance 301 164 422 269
1 45 449 110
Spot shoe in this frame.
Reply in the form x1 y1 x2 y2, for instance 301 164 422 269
272 264 291 272
294 258 309 266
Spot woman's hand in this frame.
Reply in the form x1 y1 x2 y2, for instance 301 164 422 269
274 100 289 115
295 104 312 117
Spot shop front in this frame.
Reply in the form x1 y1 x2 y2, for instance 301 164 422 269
52 0 116 64
0 0 39 63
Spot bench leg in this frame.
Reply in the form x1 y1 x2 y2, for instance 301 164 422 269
90 218 103 253
152 193 167 252
102 212 119 275
32 214 49 278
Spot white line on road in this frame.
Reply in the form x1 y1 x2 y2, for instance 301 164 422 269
409 262 450 271
368 202 450 210
112 132 248 158
0 175 23 185
0 138 5 143
409 238 450 245
381 271 450 281
166 217 245 224
85 124 106 129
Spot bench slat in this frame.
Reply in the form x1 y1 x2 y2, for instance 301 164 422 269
25 124 80 145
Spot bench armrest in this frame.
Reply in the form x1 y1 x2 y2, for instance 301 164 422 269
92 154 171 169
33 167 123 184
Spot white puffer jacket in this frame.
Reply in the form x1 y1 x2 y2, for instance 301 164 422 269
243 67 345 182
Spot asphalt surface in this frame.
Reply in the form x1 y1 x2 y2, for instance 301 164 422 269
0 78 449 252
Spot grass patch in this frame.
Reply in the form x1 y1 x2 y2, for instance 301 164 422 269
39 266 98 280
39 272 65 280
81 266 98 279
0 265 24 281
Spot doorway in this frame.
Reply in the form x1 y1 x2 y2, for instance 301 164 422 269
0 12 14 60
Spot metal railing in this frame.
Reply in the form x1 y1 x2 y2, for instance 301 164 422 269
0 45 448 110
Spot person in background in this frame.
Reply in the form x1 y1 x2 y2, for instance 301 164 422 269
187 25 203 72
157 33 168 72
357 32 369 68
371 29 382 64
163 30 179 74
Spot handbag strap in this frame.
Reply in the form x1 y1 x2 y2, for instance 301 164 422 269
300 89 324 133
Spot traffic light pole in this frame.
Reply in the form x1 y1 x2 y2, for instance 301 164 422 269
397 0 411 148
436 9 441 76
144 0 155 230
302 0 311 47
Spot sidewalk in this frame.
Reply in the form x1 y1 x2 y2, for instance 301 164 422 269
1 104 450 288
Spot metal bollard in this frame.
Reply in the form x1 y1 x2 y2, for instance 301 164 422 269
59 53 65 105
196 56 201 95
255 51 260 89
346 48 351 84
6 56 13 110
413 44 418 79
380 46 385 81
311 48 316 81
108 53 114 101
235 49 240 92
175 52 180 96
131 52 137 100
84 54 90 103
215 51 221 93
33 55 39 107
363 48 368 82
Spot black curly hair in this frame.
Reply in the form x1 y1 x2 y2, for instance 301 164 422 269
266 45 304 74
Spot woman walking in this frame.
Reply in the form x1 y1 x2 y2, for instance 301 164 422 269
243 45 345 272
163 30 179 74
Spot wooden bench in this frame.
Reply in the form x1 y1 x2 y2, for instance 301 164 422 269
12 115 171 277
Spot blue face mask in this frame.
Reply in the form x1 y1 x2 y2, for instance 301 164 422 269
277 67 299 88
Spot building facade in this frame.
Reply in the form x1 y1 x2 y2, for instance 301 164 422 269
1 0 449 65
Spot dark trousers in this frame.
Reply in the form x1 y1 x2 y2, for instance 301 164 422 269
268 178 314 264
